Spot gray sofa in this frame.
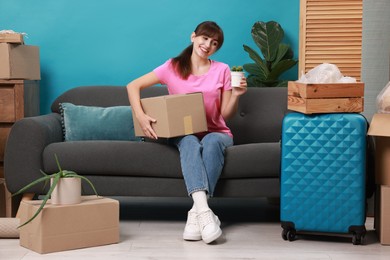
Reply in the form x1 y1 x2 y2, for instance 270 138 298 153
4 86 288 204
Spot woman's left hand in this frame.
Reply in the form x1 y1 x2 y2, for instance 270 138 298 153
232 77 247 96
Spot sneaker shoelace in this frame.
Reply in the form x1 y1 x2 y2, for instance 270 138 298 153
197 210 214 229
186 211 198 226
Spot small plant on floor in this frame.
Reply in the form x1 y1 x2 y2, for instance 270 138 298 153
12 154 99 228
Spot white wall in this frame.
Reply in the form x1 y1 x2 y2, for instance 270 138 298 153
362 0 390 120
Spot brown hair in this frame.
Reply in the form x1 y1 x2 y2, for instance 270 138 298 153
171 21 224 79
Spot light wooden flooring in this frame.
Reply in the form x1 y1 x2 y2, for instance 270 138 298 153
1 197 390 260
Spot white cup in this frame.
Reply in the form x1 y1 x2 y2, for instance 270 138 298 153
231 71 245 87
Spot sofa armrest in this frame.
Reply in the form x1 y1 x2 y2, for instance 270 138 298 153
4 113 63 194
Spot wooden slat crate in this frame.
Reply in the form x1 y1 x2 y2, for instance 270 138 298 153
287 81 364 114
0 33 24 44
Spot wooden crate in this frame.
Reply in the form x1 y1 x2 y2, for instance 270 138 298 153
287 81 364 114
0 33 24 44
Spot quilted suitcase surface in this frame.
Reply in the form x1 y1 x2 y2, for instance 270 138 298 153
280 112 367 245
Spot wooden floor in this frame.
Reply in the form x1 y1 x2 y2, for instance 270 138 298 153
1 197 390 260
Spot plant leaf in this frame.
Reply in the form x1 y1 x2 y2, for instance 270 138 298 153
268 59 298 80
18 173 61 228
54 154 62 173
243 45 269 77
12 175 54 197
243 63 267 80
282 46 295 60
272 43 290 69
275 80 288 87
243 45 263 66
251 21 284 62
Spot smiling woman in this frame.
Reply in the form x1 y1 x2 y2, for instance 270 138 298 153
126 20 248 244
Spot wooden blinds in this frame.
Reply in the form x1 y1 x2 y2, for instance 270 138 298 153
299 0 363 81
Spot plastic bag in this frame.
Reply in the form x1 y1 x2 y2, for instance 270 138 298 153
298 63 356 83
376 81 390 113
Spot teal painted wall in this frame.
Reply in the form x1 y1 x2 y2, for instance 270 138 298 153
1 0 300 113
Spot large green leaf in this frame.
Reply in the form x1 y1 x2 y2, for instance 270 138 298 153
251 21 284 63
268 59 298 80
247 76 281 87
243 63 267 80
282 46 295 60
272 43 290 70
243 44 269 77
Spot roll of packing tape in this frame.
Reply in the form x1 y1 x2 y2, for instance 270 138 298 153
0 218 20 238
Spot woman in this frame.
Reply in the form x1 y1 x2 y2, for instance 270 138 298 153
127 21 247 244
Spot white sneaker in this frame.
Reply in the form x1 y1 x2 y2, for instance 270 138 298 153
197 210 222 244
183 210 202 241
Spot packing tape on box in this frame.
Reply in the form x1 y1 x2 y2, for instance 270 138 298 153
0 218 20 238
184 116 193 135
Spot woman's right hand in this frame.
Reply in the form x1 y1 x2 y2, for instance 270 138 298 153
127 71 161 140
137 113 158 139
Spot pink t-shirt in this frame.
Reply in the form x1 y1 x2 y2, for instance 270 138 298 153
153 59 233 137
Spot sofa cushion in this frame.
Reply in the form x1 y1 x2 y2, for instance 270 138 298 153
223 143 281 179
43 141 183 178
43 141 280 179
60 103 141 141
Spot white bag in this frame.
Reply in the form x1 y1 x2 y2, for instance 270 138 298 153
376 81 390 113
298 63 356 83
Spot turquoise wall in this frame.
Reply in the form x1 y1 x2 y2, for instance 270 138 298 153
1 0 300 113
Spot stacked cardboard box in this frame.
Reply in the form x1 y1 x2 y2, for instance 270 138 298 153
0 32 41 216
0 32 24 44
287 81 364 114
18 196 120 254
0 32 40 80
368 114 390 245
133 92 207 138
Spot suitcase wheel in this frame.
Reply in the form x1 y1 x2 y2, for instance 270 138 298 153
349 226 366 245
352 232 364 245
282 228 296 242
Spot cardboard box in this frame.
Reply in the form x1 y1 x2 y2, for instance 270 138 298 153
287 81 364 114
0 33 24 44
367 113 390 185
133 92 207 138
0 43 40 80
18 196 120 254
374 185 390 245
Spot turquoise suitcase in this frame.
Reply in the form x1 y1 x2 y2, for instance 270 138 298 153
280 112 367 245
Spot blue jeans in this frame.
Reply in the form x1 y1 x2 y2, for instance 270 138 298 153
170 132 233 197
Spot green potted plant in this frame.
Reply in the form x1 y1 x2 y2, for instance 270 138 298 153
231 66 245 87
12 154 99 228
243 21 298 87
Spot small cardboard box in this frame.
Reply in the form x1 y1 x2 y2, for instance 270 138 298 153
287 81 364 114
374 185 390 245
133 92 207 138
0 43 40 80
18 196 120 254
368 113 390 185
0 33 24 44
